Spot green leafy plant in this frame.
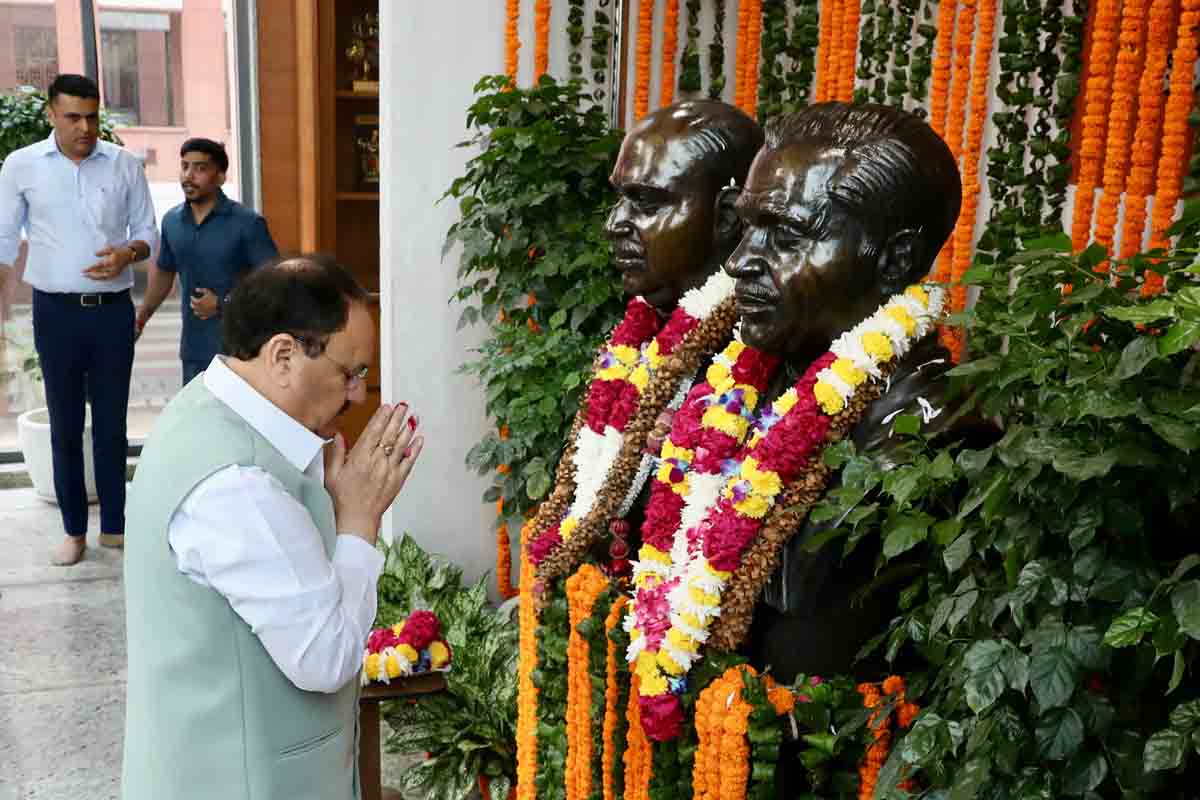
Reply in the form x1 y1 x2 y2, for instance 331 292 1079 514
376 536 519 800
1 85 123 166
447 75 625 525
806 226 1200 797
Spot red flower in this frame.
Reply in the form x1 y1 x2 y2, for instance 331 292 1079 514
528 527 563 565
702 506 760 572
731 347 780 388
639 692 685 741
585 380 620 432
636 581 676 647
367 626 400 653
609 383 640 430
670 396 706 446
641 484 685 550
398 610 441 650
610 298 662 346
694 429 738 469
655 310 698 355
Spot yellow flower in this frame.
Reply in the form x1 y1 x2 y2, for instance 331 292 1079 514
365 652 381 680
391 621 405 637
705 361 732 390
639 544 672 564
597 364 628 381
773 389 799 415
385 652 403 678
667 628 699 654
742 458 782 498
661 440 694 464
724 341 746 361
885 305 917 336
646 340 664 367
611 345 640 365
689 586 721 607
657 649 686 676
630 365 651 392
702 406 747 437
831 357 866 387
814 380 846 415
704 561 732 581
636 572 659 590
680 611 705 630
904 285 930 306
398 644 419 663
739 384 760 409
734 494 771 519
640 669 669 696
429 640 451 669
560 517 579 540
862 331 895 361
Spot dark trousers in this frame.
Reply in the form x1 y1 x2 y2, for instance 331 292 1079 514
32 290 134 536
181 359 208 387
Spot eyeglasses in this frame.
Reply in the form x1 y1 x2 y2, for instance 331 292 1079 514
293 335 369 388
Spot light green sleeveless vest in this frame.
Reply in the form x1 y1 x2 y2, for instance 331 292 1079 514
122 377 361 800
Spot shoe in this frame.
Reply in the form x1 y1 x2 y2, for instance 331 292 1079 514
99 533 124 549
50 536 86 566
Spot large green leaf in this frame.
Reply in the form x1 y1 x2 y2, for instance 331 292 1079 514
1030 646 1079 709
1143 728 1188 771
1103 607 1159 647
1171 580 1200 639
1036 707 1085 760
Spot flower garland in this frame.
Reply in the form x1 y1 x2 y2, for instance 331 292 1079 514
933 0 977 288
1093 0 1149 269
744 0 765 118
857 676 920 799
361 611 452 685
602 596 629 800
566 565 611 800
837 0 862 101
660 0 681 107
624 675 653 800
735 0 752 110
534 0 552 80
496 503 515 599
944 0 996 362
530 272 738 589
1119 0 1173 260
1070 0 1121 251
506 0 520 80
627 285 946 741
928 0 957 139
516 520 541 800
708 0 728 99
635 0 654 119
815 0 839 102
1147 0 1200 287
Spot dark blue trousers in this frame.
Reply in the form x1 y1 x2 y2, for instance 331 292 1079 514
181 359 207 387
32 290 134 537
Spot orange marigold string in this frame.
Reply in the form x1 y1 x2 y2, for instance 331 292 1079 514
1146 0 1200 294
565 565 610 800
929 0 958 139
735 0 752 110
933 0 977 292
601 596 629 800
837 0 862 101
814 0 840 102
857 677 921 799
534 0 552 80
635 0 654 119
1071 0 1122 251
515 520 541 800
661 0 681 107
1093 0 1150 270
1119 0 1174 261
744 0 765 116
506 0 521 81
693 666 759 800
624 675 653 800
941 0 996 361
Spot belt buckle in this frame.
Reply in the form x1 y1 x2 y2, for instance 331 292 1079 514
80 293 101 307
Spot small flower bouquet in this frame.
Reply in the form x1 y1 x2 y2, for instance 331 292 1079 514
361 609 452 686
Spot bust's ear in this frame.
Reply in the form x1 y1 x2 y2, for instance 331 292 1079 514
713 183 743 249
877 228 923 294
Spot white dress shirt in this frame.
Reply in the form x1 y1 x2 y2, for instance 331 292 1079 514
0 133 158 292
166 356 384 694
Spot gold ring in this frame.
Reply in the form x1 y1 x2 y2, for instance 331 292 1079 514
382 444 395 457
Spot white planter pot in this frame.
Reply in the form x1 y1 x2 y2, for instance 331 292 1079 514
17 407 99 505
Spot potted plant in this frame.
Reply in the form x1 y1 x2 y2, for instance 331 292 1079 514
1 86 121 503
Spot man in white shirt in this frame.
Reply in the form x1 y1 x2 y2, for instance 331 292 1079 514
0 74 158 565
123 255 424 799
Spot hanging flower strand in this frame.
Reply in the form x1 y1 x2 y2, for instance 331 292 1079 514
635 0 654 118
506 0 520 80
1070 0 1121 251
661 0 681 107
928 0 958 139
534 0 552 79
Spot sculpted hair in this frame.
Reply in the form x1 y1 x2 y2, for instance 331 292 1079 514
763 102 962 280
222 255 369 360
636 99 765 190
181 138 230 173
48 74 100 103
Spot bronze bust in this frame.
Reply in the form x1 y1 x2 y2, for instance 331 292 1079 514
721 102 967 682
606 99 763 314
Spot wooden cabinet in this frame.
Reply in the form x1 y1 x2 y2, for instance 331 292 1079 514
260 0 381 445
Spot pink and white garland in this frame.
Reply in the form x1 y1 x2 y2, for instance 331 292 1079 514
624 285 945 740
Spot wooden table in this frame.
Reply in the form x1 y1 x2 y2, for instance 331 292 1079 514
359 673 447 800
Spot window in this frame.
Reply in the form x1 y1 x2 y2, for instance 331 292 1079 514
99 11 180 128
14 26 59 91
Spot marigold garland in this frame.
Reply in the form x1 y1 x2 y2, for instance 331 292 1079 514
623 674 653 800
1120 0 1173 261
635 0 655 119
506 0 521 80
566 565 611 800
516 520 540 800
928 0 958 139
837 0 862 101
1070 0 1122 251
814 0 840 102
942 0 996 361
496 512 515 599
602 596 629 800
744 0 765 117
933 0 977 289
534 0 552 80
693 666 759 800
857 676 920 799
735 0 752 110
661 0 682 107
1093 0 1150 269
1147 0 1200 293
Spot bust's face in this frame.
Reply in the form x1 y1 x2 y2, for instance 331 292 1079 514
605 115 722 312
725 144 886 363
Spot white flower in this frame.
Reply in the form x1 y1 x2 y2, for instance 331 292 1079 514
679 270 736 319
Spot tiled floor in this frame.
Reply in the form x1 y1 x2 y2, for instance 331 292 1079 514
0 488 417 799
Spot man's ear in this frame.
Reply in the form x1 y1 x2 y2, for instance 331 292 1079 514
877 228 923 293
713 184 743 248
263 333 298 385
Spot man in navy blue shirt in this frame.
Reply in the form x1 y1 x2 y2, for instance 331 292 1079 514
138 139 278 384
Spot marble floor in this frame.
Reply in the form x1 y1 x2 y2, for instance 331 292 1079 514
0 488 416 799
